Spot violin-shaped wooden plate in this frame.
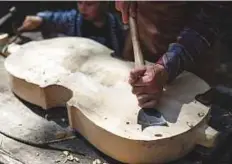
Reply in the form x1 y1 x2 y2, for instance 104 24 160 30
4 37 218 164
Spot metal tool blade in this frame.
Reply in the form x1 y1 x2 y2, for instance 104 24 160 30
129 16 168 130
137 108 168 130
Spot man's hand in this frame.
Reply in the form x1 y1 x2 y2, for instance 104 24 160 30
115 1 137 24
129 64 169 108
17 16 43 32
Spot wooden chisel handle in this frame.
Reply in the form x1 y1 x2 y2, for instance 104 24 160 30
129 16 145 67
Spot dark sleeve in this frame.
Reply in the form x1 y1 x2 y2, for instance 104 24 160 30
156 3 219 82
110 13 126 58
115 15 126 55
36 10 77 35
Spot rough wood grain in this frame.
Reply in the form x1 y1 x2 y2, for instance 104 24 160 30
4 37 211 163
0 149 24 164
0 55 115 164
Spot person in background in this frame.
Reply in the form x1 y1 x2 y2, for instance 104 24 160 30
116 2 226 109
18 1 125 57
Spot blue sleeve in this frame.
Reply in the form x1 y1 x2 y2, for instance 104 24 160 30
157 3 218 82
36 9 77 35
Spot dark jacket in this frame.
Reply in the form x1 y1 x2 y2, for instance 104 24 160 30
123 2 231 84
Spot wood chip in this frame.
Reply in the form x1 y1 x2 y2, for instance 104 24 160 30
55 159 61 163
93 159 101 164
56 132 67 139
62 158 68 163
63 151 69 156
67 155 74 161
74 157 80 162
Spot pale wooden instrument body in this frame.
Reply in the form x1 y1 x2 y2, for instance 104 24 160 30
4 37 218 163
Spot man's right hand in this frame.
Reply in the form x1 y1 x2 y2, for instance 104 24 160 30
17 16 43 32
129 64 169 109
115 1 137 24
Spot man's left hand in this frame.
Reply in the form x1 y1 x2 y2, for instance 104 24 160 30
129 64 169 108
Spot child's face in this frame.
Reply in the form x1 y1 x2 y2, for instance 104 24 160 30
77 1 102 21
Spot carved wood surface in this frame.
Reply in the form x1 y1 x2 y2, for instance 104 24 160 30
4 37 211 163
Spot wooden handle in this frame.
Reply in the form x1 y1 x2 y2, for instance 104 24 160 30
129 16 145 67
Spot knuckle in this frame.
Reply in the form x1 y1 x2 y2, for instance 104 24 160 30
26 16 31 20
131 88 136 94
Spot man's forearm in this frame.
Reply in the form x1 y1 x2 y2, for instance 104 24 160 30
157 28 214 82
156 4 218 82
